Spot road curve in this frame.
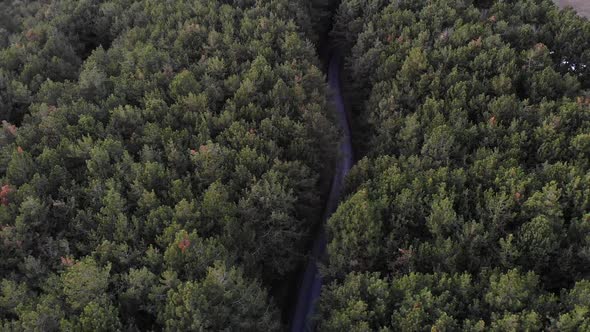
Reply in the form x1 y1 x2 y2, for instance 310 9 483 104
290 53 353 332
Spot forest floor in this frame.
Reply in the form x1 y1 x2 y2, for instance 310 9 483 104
556 0 590 17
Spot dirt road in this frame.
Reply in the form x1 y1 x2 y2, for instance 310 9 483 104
556 0 590 17
290 54 353 332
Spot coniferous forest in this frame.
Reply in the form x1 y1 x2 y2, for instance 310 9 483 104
1 0 590 331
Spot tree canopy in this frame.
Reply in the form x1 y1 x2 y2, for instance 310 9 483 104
319 0 590 330
2 0 590 330
0 0 337 330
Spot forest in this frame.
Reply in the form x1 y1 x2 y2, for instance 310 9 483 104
0 0 589 331
318 0 590 330
0 0 337 330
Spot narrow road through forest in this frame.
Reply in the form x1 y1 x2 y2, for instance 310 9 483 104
290 53 354 332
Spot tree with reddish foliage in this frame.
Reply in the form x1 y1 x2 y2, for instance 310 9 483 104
61 256 75 267
0 185 12 206
178 235 191 253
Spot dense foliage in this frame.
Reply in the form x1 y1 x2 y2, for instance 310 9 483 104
0 0 337 330
319 0 590 330
3 0 590 330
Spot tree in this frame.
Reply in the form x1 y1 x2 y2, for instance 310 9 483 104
327 188 383 276
61 257 110 312
162 263 280 331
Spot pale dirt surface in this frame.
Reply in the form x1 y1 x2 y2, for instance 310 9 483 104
556 0 590 17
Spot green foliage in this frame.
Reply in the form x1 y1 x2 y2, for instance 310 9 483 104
4 0 589 329
320 0 590 329
61 257 110 311
326 189 383 276
319 269 562 331
0 0 337 329
67 299 122 332
162 263 280 331
317 272 391 331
